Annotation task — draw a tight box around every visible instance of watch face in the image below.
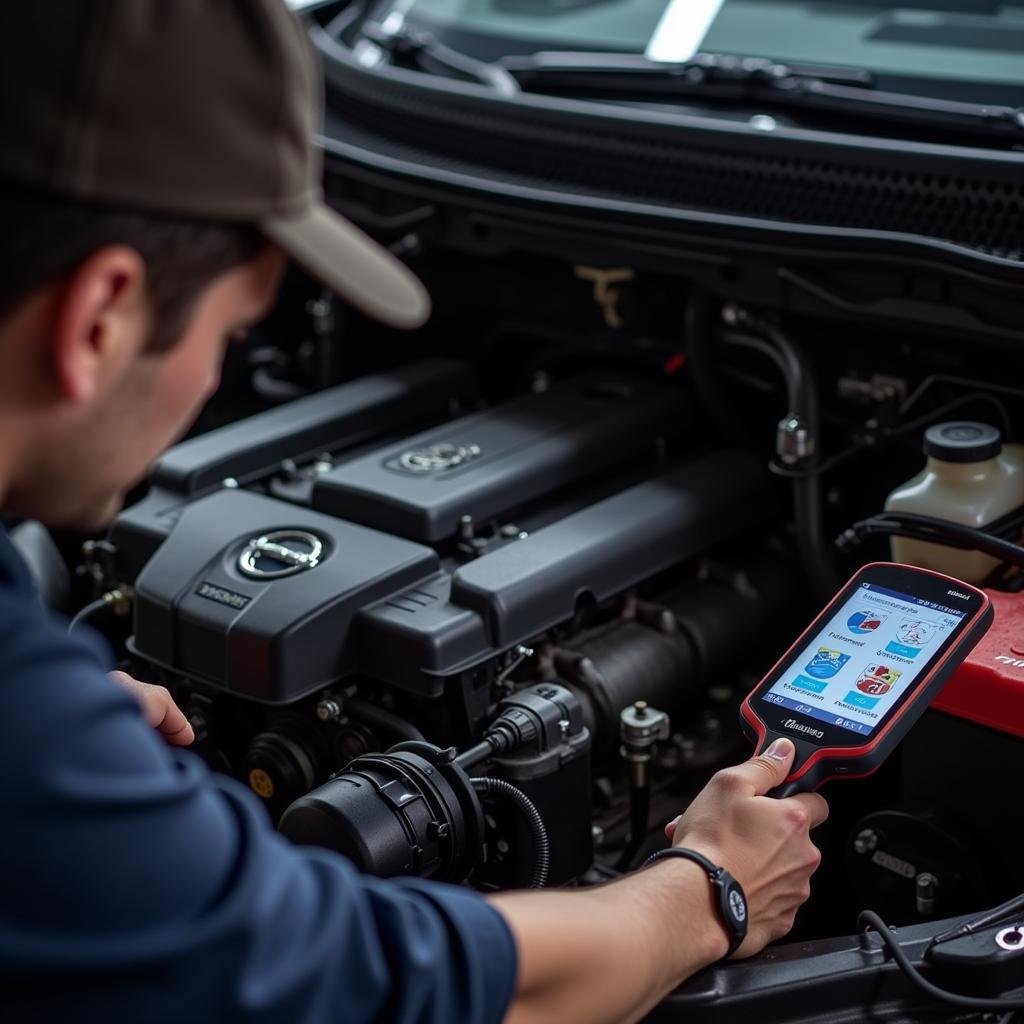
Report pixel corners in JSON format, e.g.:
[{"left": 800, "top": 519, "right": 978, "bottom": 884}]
[
  {"left": 727, "top": 884, "right": 747, "bottom": 925},
  {"left": 725, "top": 880, "right": 747, "bottom": 926}
]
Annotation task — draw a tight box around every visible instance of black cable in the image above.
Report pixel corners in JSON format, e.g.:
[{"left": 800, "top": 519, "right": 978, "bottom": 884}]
[
  {"left": 899, "top": 372, "right": 1017, "bottom": 434},
  {"left": 470, "top": 778, "right": 550, "bottom": 889},
  {"left": 859, "top": 910, "right": 1024, "bottom": 1011},
  {"left": 891, "top": 391, "right": 1013, "bottom": 441},
  {"left": 930, "top": 892, "right": 1024, "bottom": 949},
  {"left": 768, "top": 441, "right": 873, "bottom": 479},
  {"left": 838, "top": 511, "right": 1024, "bottom": 569},
  {"left": 67, "top": 597, "right": 110, "bottom": 633},
  {"left": 765, "top": 385, "right": 1016, "bottom": 485}
]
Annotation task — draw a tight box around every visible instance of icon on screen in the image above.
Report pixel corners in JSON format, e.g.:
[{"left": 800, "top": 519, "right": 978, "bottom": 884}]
[
  {"left": 805, "top": 647, "right": 851, "bottom": 679},
  {"left": 896, "top": 619, "right": 936, "bottom": 647},
  {"left": 847, "top": 609, "right": 888, "bottom": 635},
  {"left": 855, "top": 663, "right": 902, "bottom": 696}
]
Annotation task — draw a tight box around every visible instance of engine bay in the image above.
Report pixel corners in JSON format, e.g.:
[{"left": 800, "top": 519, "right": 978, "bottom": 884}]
[{"left": 42, "top": 289, "right": 1023, "bottom": 1019}]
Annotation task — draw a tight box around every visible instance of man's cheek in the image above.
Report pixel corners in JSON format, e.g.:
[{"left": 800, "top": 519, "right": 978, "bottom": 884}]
[{"left": 163, "top": 359, "right": 218, "bottom": 423}]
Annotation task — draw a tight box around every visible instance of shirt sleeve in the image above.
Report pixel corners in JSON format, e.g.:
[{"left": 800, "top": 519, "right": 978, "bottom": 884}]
[{"left": 0, "top": 600, "right": 518, "bottom": 1024}]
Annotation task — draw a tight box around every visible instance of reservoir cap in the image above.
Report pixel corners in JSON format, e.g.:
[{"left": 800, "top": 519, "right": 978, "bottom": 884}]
[{"left": 924, "top": 421, "right": 1002, "bottom": 464}]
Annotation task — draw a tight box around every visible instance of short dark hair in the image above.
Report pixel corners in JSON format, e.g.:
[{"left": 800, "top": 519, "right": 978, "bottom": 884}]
[{"left": 0, "top": 182, "right": 264, "bottom": 352}]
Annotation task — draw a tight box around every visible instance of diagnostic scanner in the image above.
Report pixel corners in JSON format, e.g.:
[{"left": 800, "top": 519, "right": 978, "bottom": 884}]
[{"left": 740, "top": 562, "right": 993, "bottom": 798}]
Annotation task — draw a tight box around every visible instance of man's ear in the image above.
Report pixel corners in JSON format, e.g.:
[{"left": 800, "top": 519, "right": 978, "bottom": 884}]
[{"left": 50, "top": 245, "right": 149, "bottom": 403}]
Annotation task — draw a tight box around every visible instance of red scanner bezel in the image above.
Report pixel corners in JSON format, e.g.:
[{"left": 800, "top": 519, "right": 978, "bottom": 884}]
[{"left": 740, "top": 562, "right": 993, "bottom": 792}]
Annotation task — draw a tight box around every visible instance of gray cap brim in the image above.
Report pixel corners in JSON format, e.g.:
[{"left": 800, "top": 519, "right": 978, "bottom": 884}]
[{"left": 262, "top": 201, "right": 431, "bottom": 329}]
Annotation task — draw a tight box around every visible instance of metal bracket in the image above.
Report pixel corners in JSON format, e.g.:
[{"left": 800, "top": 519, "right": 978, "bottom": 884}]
[{"left": 575, "top": 266, "right": 635, "bottom": 329}]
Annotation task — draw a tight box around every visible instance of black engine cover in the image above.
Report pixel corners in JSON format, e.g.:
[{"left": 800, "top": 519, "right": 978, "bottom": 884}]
[
  {"left": 311, "top": 371, "right": 681, "bottom": 542},
  {"left": 131, "top": 450, "right": 771, "bottom": 703},
  {"left": 132, "top": 489, "right": 438, "bottom": 702}
]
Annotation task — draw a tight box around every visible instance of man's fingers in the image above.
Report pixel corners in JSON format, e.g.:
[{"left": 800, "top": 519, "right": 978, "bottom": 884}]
[
  {"left": 156, "top": 698, "right": 196, "bottom": 746},
  {"left": 787, "top": 792, "right": 829, "bottom": 830},
  {"left": 719, "top": 738, "right": 796, "bottom": 797},
  {"left": 108, "top": 671, "right": 195, "bottom": 746}
]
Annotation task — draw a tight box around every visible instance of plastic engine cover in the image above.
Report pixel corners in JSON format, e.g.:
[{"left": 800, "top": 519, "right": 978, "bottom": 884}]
[
  {"left": 131, "top": 489, "right": 438, "bottom": 702},
  {"left": 934, "top": 588, "right": 1024, "bottom": 738},
  {"left": 311, "top": 370, "right": 681, "bottom": 542}
]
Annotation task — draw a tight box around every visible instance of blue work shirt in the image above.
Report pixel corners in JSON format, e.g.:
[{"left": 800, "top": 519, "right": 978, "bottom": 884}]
[{"left": 0, "top": 528, "right": 517, "bottom": 1022}]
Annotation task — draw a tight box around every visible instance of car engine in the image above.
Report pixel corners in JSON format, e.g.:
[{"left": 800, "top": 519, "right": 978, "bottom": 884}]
[{"left": 100, "top": 361, "right": 794, "bottom": 890}]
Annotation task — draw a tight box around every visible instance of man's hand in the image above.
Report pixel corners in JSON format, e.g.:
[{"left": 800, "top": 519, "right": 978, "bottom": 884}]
[
  {"left": 664, "top": 737, "right": 827, "bottom": 956},
  {"left": 494, "top": 739, "right": 828, "bottom": 1024},
  {"left": 109, "top": 670, "right": 195, "bottom": 747}
]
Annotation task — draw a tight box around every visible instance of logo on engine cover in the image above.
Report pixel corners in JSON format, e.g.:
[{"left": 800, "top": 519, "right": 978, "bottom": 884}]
[
  {"left": 396, "top": 442, "right": 481, "bottom": 473},
  {"left": 196, "top": 581, "right": 251, "bottom": 609},
  {"left": 238, "top": 530, "right": 323, "bottom": 580}
]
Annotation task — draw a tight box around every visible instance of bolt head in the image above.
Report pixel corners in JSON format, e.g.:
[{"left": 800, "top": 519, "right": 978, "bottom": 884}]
[
  {"left": 316, "top": 698, "right": 341, "bottom": 723},
  {"left": 853, "top": 828, "right": 878, "bottom": 855}
]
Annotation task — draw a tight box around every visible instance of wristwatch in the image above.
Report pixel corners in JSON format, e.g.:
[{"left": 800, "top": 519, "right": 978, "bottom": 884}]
[{"left": 642, "top": 847, "right": 748, "bottom": 958}]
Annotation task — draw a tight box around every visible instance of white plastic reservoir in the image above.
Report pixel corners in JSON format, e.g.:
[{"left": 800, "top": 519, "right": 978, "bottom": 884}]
[{"left": 885, "top": 421, "right": 1024, "bottom": 584}]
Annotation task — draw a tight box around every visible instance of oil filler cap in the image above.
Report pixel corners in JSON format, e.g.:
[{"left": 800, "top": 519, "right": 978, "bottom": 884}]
[{"left": 924, "top": 421, "right": 1002, "bottom": 464}]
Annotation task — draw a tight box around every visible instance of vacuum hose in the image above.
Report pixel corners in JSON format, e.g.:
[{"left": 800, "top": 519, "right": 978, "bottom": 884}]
[
  {"left": 471, "top": 777, "right": 550, "bottom": 889},
  {"left": 722, "top": 308, "right": 837, "bottom": 600}
]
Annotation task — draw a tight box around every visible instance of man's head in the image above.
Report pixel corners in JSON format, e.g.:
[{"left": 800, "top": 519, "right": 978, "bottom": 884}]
[
  {"left": 0, "top": 186, "right": 284, "bottom": 529},
  {"left": 0, "top": 0, "right": 430, "bottom": 529}
]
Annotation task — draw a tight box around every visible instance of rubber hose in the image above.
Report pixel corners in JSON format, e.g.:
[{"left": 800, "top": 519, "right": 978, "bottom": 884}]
[
  {"left": 753, "top": 321, "right": 837, "bottom": 600},
  {"left": 345, "top": 697, "right": 426, "bottom": 744},
  {"left": 471, "top": 778, "right": 550, "bottom": 889},
  {"left": 723, "top": 325, "right": 836, "bottom": 599}
]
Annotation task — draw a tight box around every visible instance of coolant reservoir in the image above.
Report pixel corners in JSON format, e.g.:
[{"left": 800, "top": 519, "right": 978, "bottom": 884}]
[{"left": 885, "top": 421, "right": 1024, "bottom": 584}]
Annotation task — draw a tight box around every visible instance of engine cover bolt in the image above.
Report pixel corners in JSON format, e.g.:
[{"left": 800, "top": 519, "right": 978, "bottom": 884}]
[
  {"left": 316, "top": 698, "right": 342, "bottom": 723},
  {"left": 854, "top": 828, "right": 879, "bottom": 855},
  {"left": 915, "top": 872, "right": 938, "bottom": 915}
]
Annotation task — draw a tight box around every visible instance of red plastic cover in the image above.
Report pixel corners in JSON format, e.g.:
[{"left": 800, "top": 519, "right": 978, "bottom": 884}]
[{"left": 934, "top": 589, "right": 1024, "bottom": 738}]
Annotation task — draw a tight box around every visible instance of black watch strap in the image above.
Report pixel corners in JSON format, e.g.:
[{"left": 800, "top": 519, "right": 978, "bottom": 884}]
[{"left": 642, "top": 847, "right": 748, "bottom": 958}]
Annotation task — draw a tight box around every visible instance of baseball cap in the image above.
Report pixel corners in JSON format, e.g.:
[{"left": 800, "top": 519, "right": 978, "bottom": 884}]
[{"left": 0, "top": 0, "right": 430, "bottom": 329}]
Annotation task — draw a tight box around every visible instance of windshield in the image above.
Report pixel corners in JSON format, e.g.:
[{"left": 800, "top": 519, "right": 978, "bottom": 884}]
[{"left": 377, "top": 0, "right": 1024, "bottom": 89}]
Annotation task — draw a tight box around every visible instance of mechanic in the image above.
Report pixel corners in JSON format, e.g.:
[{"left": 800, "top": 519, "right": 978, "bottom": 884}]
[{"left": 0, "top": 3, "right": 827, "bottom": 1022}]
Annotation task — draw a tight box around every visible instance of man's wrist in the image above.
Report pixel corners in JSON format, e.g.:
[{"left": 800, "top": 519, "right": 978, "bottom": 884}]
[{"left": 647, "top": 856, "right": 732, "bottom": 966}]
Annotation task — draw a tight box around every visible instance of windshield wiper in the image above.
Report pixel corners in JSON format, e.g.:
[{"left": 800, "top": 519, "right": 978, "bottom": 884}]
[
  {"left": 499, "top": 50, "right": 1024, "bottom": 141},
  {"left": 358, "top": 18, "right": 520, "bottom": 96},
  {"left": 348, "top": 16, "right": 1024, "bottom": 143}
]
